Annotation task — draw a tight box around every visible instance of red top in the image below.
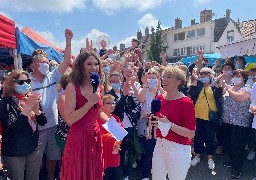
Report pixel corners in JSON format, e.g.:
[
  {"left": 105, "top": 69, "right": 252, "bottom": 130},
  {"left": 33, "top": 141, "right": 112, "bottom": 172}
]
[
  {"left": 156, "top": 94, "right": 196, "bottom": 145},
  {"left": 98, "top": 114, "right": 122, "bottom": 168}
]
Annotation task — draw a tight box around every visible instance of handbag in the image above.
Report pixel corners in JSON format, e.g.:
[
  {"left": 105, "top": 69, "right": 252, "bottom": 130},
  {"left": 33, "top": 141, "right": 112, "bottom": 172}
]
[{"left": 203, "top": 88, "right": 221, "bottom": 125}]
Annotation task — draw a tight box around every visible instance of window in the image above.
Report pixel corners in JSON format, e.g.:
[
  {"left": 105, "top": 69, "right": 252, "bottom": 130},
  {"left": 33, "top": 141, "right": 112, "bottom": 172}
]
[
  {"left": 197, "top": 28, "right": 205, "bottom": 36},
  {"left": 181, "top": 48, "right": 186, "bottom": 56},
  {"left": 173, "top": 49, "right": 178, "bottom": 56},
  {"left": 198, "top": 45, "right": 205, "bottom": 51},
  {"left": 178, "top": 32, "right": 185, "bottom": 40},
  {"left": 174, "top": 34, "right": 178, "bottom": 41},
  {"left": 227, "top": 30, "right": 234, "bottom": 43},
  {"left": 187, "top": 47, "right": 192, "bottom": 56},
  {"left": 187, "top": 30, "right": 195, "bottom": 38},
  {"left": 192, "top": 47, "right": 197, "bottom": 55}
]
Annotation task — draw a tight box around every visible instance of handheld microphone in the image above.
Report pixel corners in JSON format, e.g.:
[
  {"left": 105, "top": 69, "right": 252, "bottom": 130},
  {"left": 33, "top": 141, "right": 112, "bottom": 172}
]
[
  {"left": 151, "top": 99, "right": 161, "bottom": 116},
  {"left": 90, "top": 72, "right": 100, "bottom": 109},
  {"left": 147, "top": 99, "right": 161, "bottom": 139}
]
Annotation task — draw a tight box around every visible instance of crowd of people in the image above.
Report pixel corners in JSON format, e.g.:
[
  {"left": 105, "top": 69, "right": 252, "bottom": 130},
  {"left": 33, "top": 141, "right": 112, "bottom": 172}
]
[{"left": 0, "top": 28, "right": 256, "bottom": 180}]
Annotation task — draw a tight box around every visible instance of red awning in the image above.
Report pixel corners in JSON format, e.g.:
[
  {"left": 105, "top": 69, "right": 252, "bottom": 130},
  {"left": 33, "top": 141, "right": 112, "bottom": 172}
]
[
  {"left": 0, "top": 14, "right": 16, "bottom": 49},
  {"left": 22, "top": 26, "right": 64, "bottom": 53}
]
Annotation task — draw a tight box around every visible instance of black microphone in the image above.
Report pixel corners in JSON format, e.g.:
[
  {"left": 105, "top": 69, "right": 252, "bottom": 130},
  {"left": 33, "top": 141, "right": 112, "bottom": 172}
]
[
  {"left": 147, "top": 99, "right": 161, "bottom": 139},
  {"left": 90, "top": 72, "right": 100, "bottom": 109},
  {"left": 151, "top": 99, "right": 161, "bottom": 116}
]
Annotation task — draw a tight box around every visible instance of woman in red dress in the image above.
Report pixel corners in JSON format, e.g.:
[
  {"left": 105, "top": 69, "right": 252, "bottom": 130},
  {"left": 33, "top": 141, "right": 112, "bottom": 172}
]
[{"left": 60, "top": 51, "right": 108, "bottom": 180}]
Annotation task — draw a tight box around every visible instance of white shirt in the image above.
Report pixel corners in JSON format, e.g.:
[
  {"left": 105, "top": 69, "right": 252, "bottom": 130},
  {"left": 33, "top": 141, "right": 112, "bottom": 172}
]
[{"left": 30, "top": 69, "right": 61, "bottom": 130}]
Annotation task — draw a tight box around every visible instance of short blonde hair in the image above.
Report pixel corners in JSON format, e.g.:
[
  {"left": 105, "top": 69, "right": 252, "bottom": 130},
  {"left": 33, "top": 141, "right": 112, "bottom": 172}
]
[
  {"left": 103, "top": 94, "right": 115, "bottom": 104},
  {"left": 146, "top": 68, "right": 159, "bottom": 76},
  {"left": 163, "top": 66, "right": 186, "bottom": 89}
]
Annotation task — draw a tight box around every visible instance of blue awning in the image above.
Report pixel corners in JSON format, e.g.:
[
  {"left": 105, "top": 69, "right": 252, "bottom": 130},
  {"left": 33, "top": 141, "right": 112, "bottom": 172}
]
[
  {"left": 16, "top": 27, "right": 64, "bottom": 63},
  {"left": 181, "top": 53, "right": 221, "bottom": 65}
]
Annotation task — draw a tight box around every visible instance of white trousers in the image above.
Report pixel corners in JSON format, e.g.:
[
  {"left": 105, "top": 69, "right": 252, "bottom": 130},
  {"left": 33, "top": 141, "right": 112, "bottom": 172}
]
[{"left": 152, "top": 138, "right": 191, "bottom": 180}]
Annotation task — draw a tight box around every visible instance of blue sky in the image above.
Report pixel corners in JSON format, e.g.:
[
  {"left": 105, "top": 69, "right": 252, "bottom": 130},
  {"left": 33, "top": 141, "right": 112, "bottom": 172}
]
[{"left": 0, "top": 0, "right": 255, "bottom": 55}]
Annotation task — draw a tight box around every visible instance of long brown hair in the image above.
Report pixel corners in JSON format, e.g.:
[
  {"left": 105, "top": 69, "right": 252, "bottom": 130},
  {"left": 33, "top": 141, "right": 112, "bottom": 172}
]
[
  {"left": 3, "top": 70, "right": 30, "bottom": 97},
  {"left": 70, "top": 51, "right": 103, "bottom": 86}
]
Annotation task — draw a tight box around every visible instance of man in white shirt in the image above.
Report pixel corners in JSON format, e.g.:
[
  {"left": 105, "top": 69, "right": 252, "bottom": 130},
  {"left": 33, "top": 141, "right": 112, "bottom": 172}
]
[{"left": 29, "top": 29, "right": 73, "bottom": 180}]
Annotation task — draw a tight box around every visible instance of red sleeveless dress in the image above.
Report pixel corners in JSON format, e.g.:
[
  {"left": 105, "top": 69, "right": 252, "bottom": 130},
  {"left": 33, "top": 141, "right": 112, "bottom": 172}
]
[{"left": 60, "top": 86, "right": 104, "bottom": 180}]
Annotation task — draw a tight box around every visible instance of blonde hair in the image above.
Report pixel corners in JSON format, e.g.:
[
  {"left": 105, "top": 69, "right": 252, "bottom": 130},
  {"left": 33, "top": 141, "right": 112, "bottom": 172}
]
[
  {"left": 146, "top": 68, "right": 159, "bottom": 77},
  {"left": 103, "top": 94, "right": 115, "bottom": 104},
  {"left": 163, "top": 66, "right": 186, "bottom": 89}
]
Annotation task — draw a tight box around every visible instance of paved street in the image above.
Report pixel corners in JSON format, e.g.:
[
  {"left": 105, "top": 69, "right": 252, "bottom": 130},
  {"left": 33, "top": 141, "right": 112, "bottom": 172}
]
[{"left": 128, "top": 152, "right": 256, "bottom": 180}]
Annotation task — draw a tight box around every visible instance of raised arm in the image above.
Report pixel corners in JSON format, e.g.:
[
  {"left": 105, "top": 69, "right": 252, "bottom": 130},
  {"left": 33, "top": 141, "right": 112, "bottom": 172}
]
[{"left": 58, "top": 29, "right": 73, "bottom": 75}]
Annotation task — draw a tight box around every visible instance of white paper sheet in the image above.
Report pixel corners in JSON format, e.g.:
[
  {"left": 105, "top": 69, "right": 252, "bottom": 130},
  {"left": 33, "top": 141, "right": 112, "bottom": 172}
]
[{"left": 102, "top": 117, "right": 128, "bottom": 141}]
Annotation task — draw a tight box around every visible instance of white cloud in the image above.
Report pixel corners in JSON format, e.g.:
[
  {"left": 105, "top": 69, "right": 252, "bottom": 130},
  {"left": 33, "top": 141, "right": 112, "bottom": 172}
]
[
  {"left": 0, "top": 0, "right": 86, "bottom": 13},
  {"left": 115, "top": 35, "right": 137, "bottom": 49},
  {"left": 38, "top": 29, "right": 109, "bottom": 56},
  {"left": 138, "top": 13, "right": 169, "bottom": 31},
  {"left": 92, "top": 0, "right": 174, "bottom": 14},
  {"left": 193, "top": 0, "right": 213, "bottom": 6}
]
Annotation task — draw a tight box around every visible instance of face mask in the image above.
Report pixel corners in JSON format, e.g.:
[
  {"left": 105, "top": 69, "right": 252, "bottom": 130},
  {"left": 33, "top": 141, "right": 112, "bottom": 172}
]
[
  {"left": 223, "top": 70, "right": 233, "bottom": 76},
  {"left": 38, "top": 63, "right": 49, "bottom": 75},
  {"left": 148, "top": 79, "right": 157, "bottom": 89},
  {"left": 103, "top": 66, "right": 111, "bottom": 73},
  {"left": 235, "top": 63, "right": 243, "bottom": 69},
  {"left": 231, "top": 77, "right": 242, "bottom": 85},
  {"left": 158, "top": 121, "right": 172, "bottom": 137},
  {"left": 110, "top": 83, "right": 121, "bottom": 90},
  {"left": 198, "top": 77, "right": 210, "bottom": 84},
  {"left": 248, "top": 75, "right": 253, "bottom": 80},
  {"left": 50, "top": 65, "right": 58, "bottom": 72},
  {"left": 15, "top": 83, "right": 31, "bottom": 95}
]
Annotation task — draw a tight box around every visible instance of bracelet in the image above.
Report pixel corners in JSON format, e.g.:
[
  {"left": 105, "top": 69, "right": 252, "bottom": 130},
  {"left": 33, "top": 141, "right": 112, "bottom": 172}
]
[{"left": 66, "top": 44, "right": 71, "bottom": 46}]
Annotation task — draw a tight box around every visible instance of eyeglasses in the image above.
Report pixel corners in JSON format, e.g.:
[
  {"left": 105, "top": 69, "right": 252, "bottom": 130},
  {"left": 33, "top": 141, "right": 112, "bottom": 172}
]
[
  {"left": 199, "top": 72, "right": 210, "bottom": 75},
  {"left": 14, "top": 79, "right": 31, "bottom": 85},
  {"left": 105, "top": 102, "right": 116, "bottom": 105}
]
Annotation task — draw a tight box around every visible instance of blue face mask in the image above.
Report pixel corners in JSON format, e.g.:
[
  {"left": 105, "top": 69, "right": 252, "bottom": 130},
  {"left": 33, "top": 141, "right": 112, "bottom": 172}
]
[
  {"left": 235, "top": 63, "right": 244, "bottom": 69},
  {"left": 50, "top": 65, "right": 58, "bottom": 72},
  {"left": 103, "top": 66, "right": 111, "bottom": 73},
  {"left": 198, "top": 77, "right": 210, "bottom": 84},
  {"left": 110, "top": 83, "right": 121, "bottom": 90},
  {"left": 15, "top": 83, "right": 31, "bottom": 95},
  {"left": 148, "top": 79, "right": 157, "bottom": 89}
]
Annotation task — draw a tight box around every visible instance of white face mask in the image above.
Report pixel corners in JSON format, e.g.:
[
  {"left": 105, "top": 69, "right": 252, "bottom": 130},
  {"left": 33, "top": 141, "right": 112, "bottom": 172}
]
[
  {"left": 231, "top": 77, "right": 242, "bottom": 85},
  {"left": 38, "top": 63, "right": 49, "bottom": 75}
]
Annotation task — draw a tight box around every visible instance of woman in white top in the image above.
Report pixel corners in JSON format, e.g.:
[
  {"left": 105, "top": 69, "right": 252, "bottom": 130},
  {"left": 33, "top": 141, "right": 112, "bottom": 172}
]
[{"left": 137, "top": 68, "right": 163, "bottom": 180}]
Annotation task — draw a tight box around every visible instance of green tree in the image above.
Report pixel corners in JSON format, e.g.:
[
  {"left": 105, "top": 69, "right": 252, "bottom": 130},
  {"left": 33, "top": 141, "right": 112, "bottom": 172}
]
[{"left": 147, "top": 21, "right": 166, "bottom": 64}]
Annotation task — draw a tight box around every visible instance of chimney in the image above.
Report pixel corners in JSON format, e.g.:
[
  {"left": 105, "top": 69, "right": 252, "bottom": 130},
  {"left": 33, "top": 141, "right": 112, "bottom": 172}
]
[
  {"left": 113, "top": 45, "right": 117, "bottom": 52},
  {"left": 145, "top": 27, "right": 149, "bottom": 38},
  {"left": 120, "top": 43, "right": 125, "bottom": 51},
  {"left": 191, "top": 19, "right": 196, "bottom": 26},
  {"left": 226, "top": 9, "right": 231, "bottom": 21},
  {"left": 200, "top": 9, "right": 213, "bottom": 23},
  {"left": 137, "top": 30, "right": 142, "bottom": 41},
  {"left": 175, "top": 17, "right": 182, "bottom": 29}
]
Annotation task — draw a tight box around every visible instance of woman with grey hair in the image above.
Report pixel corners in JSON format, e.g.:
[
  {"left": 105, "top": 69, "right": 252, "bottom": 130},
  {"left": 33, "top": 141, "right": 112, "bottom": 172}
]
[{"left": 189, "top": 67, "right": 223, "bottom": 170}]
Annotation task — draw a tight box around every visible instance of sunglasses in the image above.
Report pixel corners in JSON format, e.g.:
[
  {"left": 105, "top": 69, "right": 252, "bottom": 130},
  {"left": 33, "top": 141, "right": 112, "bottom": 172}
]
[
  {"left": 199, "top": 72, "right": 210, "bottom": 75},
  {"left": 14, "top": 79, "right": 31, "bottom": 85}
]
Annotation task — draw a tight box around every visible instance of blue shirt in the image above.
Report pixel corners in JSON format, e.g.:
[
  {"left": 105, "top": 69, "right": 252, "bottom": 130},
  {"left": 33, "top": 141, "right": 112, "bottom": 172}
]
[{"left": 30, "top": 69, "right": 61, "bottom": 130}]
